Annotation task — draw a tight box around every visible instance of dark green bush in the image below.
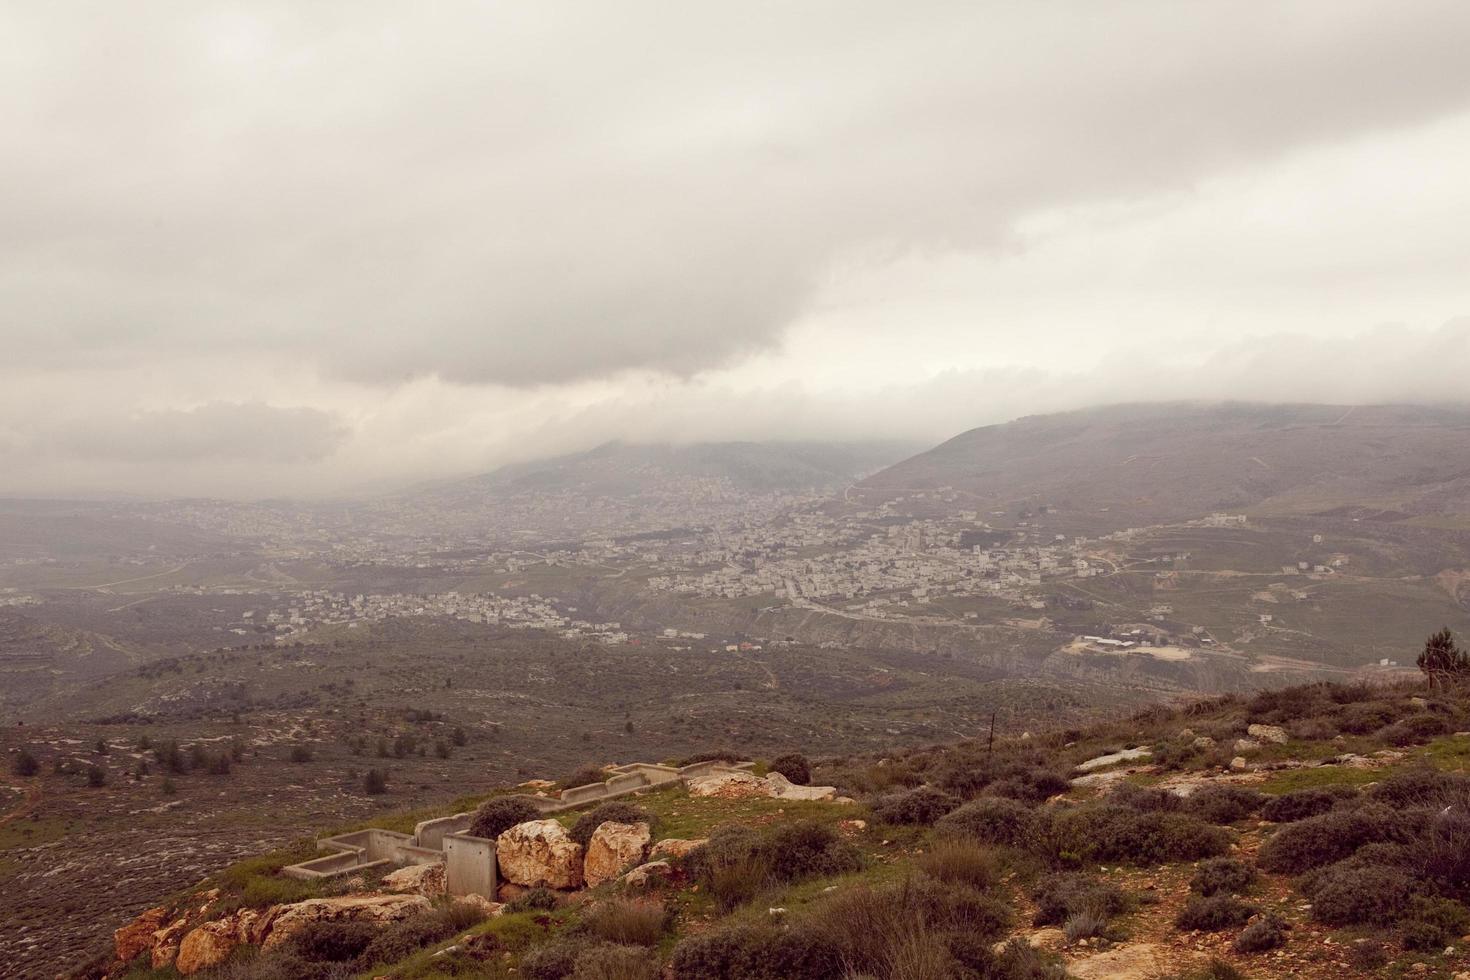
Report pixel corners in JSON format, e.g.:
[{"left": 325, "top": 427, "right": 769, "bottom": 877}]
[
  {"left": 568, "top": 943, "right": 659, "bottom": 980},
  {"left": 1175, "top": 894, "right": 1257, "bottom": 931},
  {"left": 760, "top": 820, "right": 863, "bottom": 881},
  {"left": 676, "top": 749, "right": 742, "bottom": 766},
  {"left": 1336, "top": 701, "right": 1403, "bottom": 735},
  {"left": 358, "top": 901, "right": 486, "bottom": 966},
  {"left": 568, "top": 800, "right": 656, "bottom": 848},
  {"left": 916, "top": 838, "right": 1000, "bottom": 890},
  {"left": 685, "top": 822, "right": 861, "bottom": 911},
  {"left": 768, "top": 753, "right": 811, "bottom": 785},
  {"left": 581, "top": 898, "right": 668, "bottom": 946},
  {"left": 1301, "top": 861, "right": 1415, "bottom": 925},
  {"left": 1408, "top": 809, "right": 1470, "bottom": 899},
  {"left": 470, "top": 796, "right": 543, "bottom": 839},
  {"left": 1189, "top": 858, "right": 1257, "bottom": 897},
  {"left": 1233, "top": 913, "right": 1288, "bottom": 953},
  {"left": 869, "top": 786, "right": 960, "bottom": 826},
  {"left": 1110, "top": 782, "right": 1183, "bottom": 813},
  {"left": 1030, "top": 872, "right": 1126, "bottom": 927},
  {"left": 13, "top": 750, "right": 38, "bottom": 777},
  {"left": 521, "top": 937, "right": 593, "bottom": 980},
  {"left": 1257, "top": 803, "right": 1405, "bottom": 874},
  {"left": 1187, "top": 785, "right": 1264, "bottom": 824},
  {"left": 936, "top": 796, "right": 1037, "bottom": 847},
  {"left": 1260, "top": 786, "right": 1355, "bottom": 823},
  {"left": 985, "top": 768, "right": 1070, "bottom": 804}
]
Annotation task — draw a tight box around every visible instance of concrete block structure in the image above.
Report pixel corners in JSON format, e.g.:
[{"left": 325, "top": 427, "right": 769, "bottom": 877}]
[{"left": 278, "top": 759, "right": 754, "bottom": 899}]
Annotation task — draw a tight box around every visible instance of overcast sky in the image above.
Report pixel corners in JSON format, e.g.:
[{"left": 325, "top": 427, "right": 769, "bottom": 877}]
[{"left": 4, "top": 1, "right": 1470, "bottom": 498}]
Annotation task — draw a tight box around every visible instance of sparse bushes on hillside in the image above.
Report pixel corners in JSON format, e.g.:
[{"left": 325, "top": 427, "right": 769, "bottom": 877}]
[
  {"left": 470, "top": 796, "right": 543, "bottom": 839},
  {"left": 1368, "top": 767, "right": 1470, "bottom": 809},
  {"left": 936, "top": 796, "right": 1037, "bottom": 847},
  {"left": 1190, "top": 858, "right": 1257, "bottom": 897},
  {"left": 1110, "top": 782, "right": 1182, "bottom": 813},
  {"left": 1175, "top": 894, "right": 1257, "bottom": 931},
  {"left": 362, "top": 768, "right": 388, "bottom": 795},
  {"left": 768, "top": 752, "right": 811, "bottom": 786},
  {"left": 985, "top": 767, "right": 1070, "bottom": 804},
  {"left": 358, "top": 900, "right": 487, "bottom": 967},
  {"left": 568, "top": 801, "right": 657, "bottom": 848},
  {"left": 13, "top": 749, "right": 38, "bottom": 777},
  {"left": 1336, "top": 701, "right": 1403, "bottom": 735},
  {"left": 676, "top": 749, "right": 742, "bottom": 767},
  {"left": 869, "top": 785, "right": 959, "bottom": 826},
  {"left": 1260, "top": 786, "right": 1356, "bottom": 823}
]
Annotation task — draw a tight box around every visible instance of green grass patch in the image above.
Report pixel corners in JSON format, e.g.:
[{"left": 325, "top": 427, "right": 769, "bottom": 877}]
[
  {"left": 1419, "top": 734, "right": 1470, "bottom": 772},
  {"left": 1257, "top": 765, "right": 1385, "bottom": 794}
]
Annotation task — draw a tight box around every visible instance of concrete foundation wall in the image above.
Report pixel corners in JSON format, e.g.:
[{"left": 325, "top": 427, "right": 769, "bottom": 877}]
[
  {"left": 415, "top": 812, "right": 473, "bottom": 850},
  {"left": 444, "top": 833, "right": 497, "bottom": 899}
]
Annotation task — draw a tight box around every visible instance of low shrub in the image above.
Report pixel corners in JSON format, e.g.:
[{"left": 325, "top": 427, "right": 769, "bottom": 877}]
[
  {"left": 676, "top": 749, "right": 742, "bottom": 766},
  {"left": 1336, "top": 701, "right": 1404, "bottom": 735},
  {"left": 1368, "top": 767, "right": 1470, "bottom": 809},
  {"left": 1040, "top": 804, "right": 1230, "bottom": 865},
  {"left": 285, "top": 921, "right": 378, "bottom": 963},
  {"left": 686, "top": 822, "right": 861, "bottom": 911},
  {"left": 768, "top": 752, "right": 811, "bottom": 785},
  {"left": 569, "top": 943, "right": 660, "bottom": 980},
  {"left": 869, "top": 785, "right": 959, "bottom": 826},
  {"left": 1397, "top": 896, "right": 1470, "bottom": 951},
  {"left": 1260, "top": 786, "right": 1356, "bottom": 823},
  {"left": 985, "top": 767, "right": 1070, "bottom": 804},
  {"left": 522, "top": 937, "right": 593, "bottom": 980},
  {"left": 560, "top": 764, "right": 608, "bottom": 789},
  {"left": 1189, "top": 857, "right": 1257, "bottom": 897},
  {"left": 936, "top": 796, "right": 1037, "bottom": 847},
  {"left": 988, "top": 938, "right": 1070, "bottom": 980},
  {"left": 760, "top": 820, "right": 863, "bottom": 881},
  {"left": 668, "top": 923, "right": 841, "bottom": 979},
  {"left": 358, "top": 900, "right": 487, "bottom": 966},
  {"left": 1233, "top": 912, "right": 1288, "bottom": 953},
  {"left": 1175, "top": 894, "right": 1257, "bottom": 931},
  {"left": 581, "top": 898, "right": 668, "bottom": 946},
  {"left": 1187, "top": 785, "right": 1263, "bottom": 824},
  {"left": 1300, "top": 860, "right": 1415, "bottom": 925},
  {"left": 1408, "top": 809, "right": 1470, "bottom": 899},
  {"left": 1109, "top": 782, "right": 1183, "bottom": 813},
  {"left": 504, "top": 886, "right": 561, "bottom": 913},
  {"left": 470, "top": 796, "right": 544, "bottom": 839},
  {"left": 568, "top": 801, "right": 657, "bottom": 848},
  {"left": 1377, "top": 714, "right": 1452, "bottom": 746},
  {"left": 916, "top": 837, "right": 1000, "bottom": 890},
  {"left": 1030, "top": 872, "right": 1125, "bottom": 927},
  {"left": 1257, "top": 803, "right": 1405, "bottom": 874}
]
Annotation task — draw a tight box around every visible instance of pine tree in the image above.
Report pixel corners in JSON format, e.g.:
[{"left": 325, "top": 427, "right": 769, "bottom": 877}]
[{"left": 1418, "top": 627, "right": 1468, "bottom": 688}]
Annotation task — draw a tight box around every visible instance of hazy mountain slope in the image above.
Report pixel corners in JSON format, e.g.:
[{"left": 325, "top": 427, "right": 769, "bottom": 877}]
[
  {"left": 418, "top": 439, "right": 922, "bottom": 500},
  {"left": 860, "top": 402, "right": 1470, "bottom": 527}
]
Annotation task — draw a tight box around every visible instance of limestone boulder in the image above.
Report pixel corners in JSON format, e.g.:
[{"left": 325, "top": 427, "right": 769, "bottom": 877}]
[
  {"left": 496, "top": 819, "right": 585, "bottom": 889},
  {"left": 261, "top": 894, "right": 432, "bottom": 949},
  {"left": 649, "top": 837, "right": 706, "bottom": 861},
  {"left": 584, "top": 821, "right": 653, "bottom": 887},
  {"left": 150, "top": 917, "right": 190, "bottom": 969},
  {"left": 383, "top": 861, "right": 446, "bottom": 897},
  {"left": 114, "top": 906, "right": 168, "bottom": 965},
  {"left": 765, "top": 771, "right": 839, "bottom": 801},
  {"left": 175, "top": 909, "right": 271, "bottom": 977},
  {"left": 686, "top": 770, "right": 774, "bottom": 799},
  {"left": 1247, "top": 724, "right": 1289, "bottom": 745},
  {"left": 620, "top": 860, "right": 675, "bottom": 890},
  {"left": 1068, "top": 942, "right": 1200, "bottom": 980}
]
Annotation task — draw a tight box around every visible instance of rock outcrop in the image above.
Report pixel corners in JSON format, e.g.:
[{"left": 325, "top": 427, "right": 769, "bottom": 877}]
[
  {"left": 583, "top": 821, "right": 652, "bottom": 888},
  {"left": 685, "top": 770, "right": 841, "bottom": 801},
  {"left": 649, "top": 837, "right": 706, "bottom": 860},
  {"left": 620, "top": 860, "right": 675, "bottom": 889},
  {"left": 113, "top": 906, "right": 168, "bottom": 965},
  {"left": 261, "top": 894, "right": 432, "bottom": 950},
  {"left": 1247, "top": 723, "right": 1289, "bottom": 744},
  {"left": 174, "top": 908, "right": 273, "bottom": 975},
  {"left": 496, "top": 819, "right": 585, "bottom": 889},
  {"left": 383, "top": 861, "right": 446, "bottom": 897}
]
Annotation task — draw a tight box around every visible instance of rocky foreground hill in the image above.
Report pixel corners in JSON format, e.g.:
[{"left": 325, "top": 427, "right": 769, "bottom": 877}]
[{"left": 92, "top": 672, "right": 1470, "bottom": 980}]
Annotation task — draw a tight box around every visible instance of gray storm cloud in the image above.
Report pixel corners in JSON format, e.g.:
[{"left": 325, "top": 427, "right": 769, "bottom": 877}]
[{"left": 3, "top": 2, "right": 1470, "bottom": 386}]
